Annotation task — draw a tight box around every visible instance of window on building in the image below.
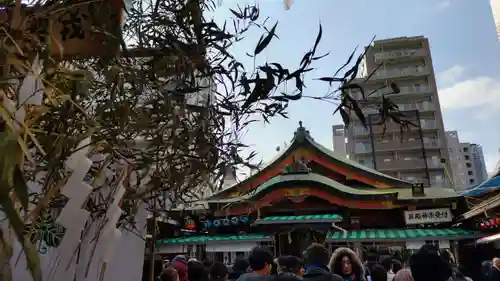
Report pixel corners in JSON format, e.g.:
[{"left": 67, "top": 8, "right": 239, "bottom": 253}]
[
  {"left": 464, "top": 155, "right": 470, "bottom": 160},
  {"left": 469, "top": 179, "right": 475, "bottom": 184},
  {"left": 457, "top": 148, "right": 462, "bottom": 152},
  {"left": 466, "top": 163, "right": 472, "bottom": 168},
  {"left": 384, "top": 158, "right": 392, "bottom": 162},
  {"left": 414, "top": 83, "right": 422, "bottom": 92},
  {"left": 463, "top": 147, "right": 469, "bottom": 153},
  {"left": 468, "top": 171, "right": 473, "bottom": 176}
]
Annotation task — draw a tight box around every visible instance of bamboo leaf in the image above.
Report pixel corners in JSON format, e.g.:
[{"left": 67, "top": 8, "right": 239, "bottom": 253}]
[
  {"left": 12, "top": 166, "right": 29, "bottom": 211},
  {"left": 254, "top": 22, "right": 278, "bottom": 55},
  {"left": 0, "top": 191, "right": 41, "bottom": 281}
]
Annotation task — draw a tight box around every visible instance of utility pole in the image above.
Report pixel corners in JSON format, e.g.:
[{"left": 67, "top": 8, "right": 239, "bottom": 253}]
[{"left": 149, "top": 209, "right": 157, "bottom": 281}]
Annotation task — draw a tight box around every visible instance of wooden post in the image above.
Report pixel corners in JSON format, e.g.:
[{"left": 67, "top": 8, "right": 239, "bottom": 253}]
[{"left": 149, "top": 211, "right": 157, "bottom": 281}]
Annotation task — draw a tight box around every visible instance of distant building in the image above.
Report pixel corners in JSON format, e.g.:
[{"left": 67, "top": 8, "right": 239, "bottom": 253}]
[
  {"left": 332, "top": 125, "right": 347, "bottom": 156},
  {"left": 342, "top": 36, "right": 451, "bottom": 188},
  {"left": 445, "top": 131, "right": 488, "bottom": 189},
  {"left": 491, "top": 0, "right": 500, "bottom": 41}
]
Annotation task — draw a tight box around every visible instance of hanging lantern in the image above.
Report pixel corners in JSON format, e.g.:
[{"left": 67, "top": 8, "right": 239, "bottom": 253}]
[
  {"left": 203, "top": 220, "right": 213, "bottom": 229},
  {"left": 213, "top": 219, "right": 221, "bottom": 227},
  {"left": 240, "top": 216, "right": 249, "bottom": 223},
  {"left": 223, "top": 218, "right": 230, "bottom": 226},
  {"left": 184, "top": 216, "right": 196, "bottom": 230},
  {"left": 231, "top": 216, "right": 239, "bottom": 225}
]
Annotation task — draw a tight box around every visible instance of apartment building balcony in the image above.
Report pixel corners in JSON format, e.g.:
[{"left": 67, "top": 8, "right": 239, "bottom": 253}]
[
  {"left": 370, "top": 120, "right": 437, "bottom": 134},
  {"left": 377, "top": 158, "right": 427, "bottom": 171},
  {"left": 374, "top": 66, "right": 429, "bottom": 80},
  {"left": 374, "top": 48, "right": 426, "bottom": 62},
  {"left": 373, "top": 138, "right": 441, "bottom": 152}
]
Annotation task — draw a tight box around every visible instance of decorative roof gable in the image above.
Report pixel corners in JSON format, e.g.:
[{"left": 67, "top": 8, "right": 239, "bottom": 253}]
[{"left": 208, "top": 122, "right": 412, "bottom": 200}]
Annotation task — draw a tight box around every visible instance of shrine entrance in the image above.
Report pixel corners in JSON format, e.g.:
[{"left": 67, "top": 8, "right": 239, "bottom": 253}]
[{"left": 276, "top": 227, "right": 328, "bottom": 256}]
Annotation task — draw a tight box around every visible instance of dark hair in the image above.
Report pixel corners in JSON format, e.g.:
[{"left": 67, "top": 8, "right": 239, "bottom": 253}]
[
  {"left": 233, "top": 258, "right": 249, "bottom": 273},
  {"left": 160, "top": 267, "right": 179, "bottom": 281},
  {"left": 303, "top": 243, "right": 329, "bottom": 266},
  {"left": 248, "top": 246, "right": 274, "bottom": 271},
  {"left": 210, "top": 262, "right": 228, "bottom": 281},
  {"left": 378, "top": 255, "right": 393, "bottom": 272},
  {"left": 371, "top": 265, "right": 388, "bottom": 281},
  {"left": 278, "top": 256, "right": 303, "bottom": 274},
  {"left": 203, "top": 258, "right": 214, "bottom": 269},
  {"left": 332, "top": 253, "right": 352, "bottom": 278},
  {"left": 439, "top": 249, "right": 455, "bottom": 265},
  {"left": 274, "top": 272, "right": 303, "bottom": 281},
  {"left": 392, "top": 260, "right": 403, "bottom": 274},
  {"left": 409, "top": 245, "right": 452, "bottom": 281},
  {"left": 189, "top": 260, "right": 208, "bottom": 281}
]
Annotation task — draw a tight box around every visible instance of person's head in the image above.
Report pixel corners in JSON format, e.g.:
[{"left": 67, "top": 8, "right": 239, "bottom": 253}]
[
  {"left": 340, "top": 255, "right": 353, "bottom": 275},
  {"left": 189, "top": 260, "right": 208, "bottom": 281},
  {"left": 378, "top": 255, "right": 393, "bottom": 273},
  {"left": 393, "top": 268, "right": 413, "bottom": 281},
  {"left": 273, "top": 272, "right": 303, "bottom": 281},
  {"left": 160, "top": 267, "right": 180, "bottom": 281},
  {"left": 493, "top": 257, "right": 500, "bottom": 269},
  {"left": 439, "top": 249, "right": 455, "bottom": 266},
  {"left": 277, "top": 256, "right": 304, "bottom": 276},
  {"left": 392, "top": 260, "right": 403, "bottom": 274},
  {"left": 233, "top": 258, "right": 249, "bottom": 273},
  {"left": 203, "top": 258, "right": 214, "bottom": 269},
  {"left": 371, "top": 264, "right": 388, "bottom": 281},
  {"left": 210, "top": 262, "right": 228, "bottom": 281},
  {"left": 172, "top": 261, "right": 189, "bottom": 281},
  {"left": 174, "top": 255, "right": 188, "bottom": 264},
  {"left": 409, "top": 245, "right": 452, "bottom": 281},
  {"left": 248, "top": 246, "right": 274, "bottom": 275},
  {"left": 329, "top": 248, "right": 363, "bottom": 277},
  {"left": 303, "top": 243, "right": 330, "bottom": 267}
]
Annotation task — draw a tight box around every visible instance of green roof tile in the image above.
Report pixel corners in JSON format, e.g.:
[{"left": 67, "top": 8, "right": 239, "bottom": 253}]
[
  {"left": 261, "top": 214, "right": 342, "bottom": 222},
  {"left": 157, "top": 234, "right": 271, "bottom": 245},
  {"left": 327, "top": 228, "right": 480, "bottom": 241}
]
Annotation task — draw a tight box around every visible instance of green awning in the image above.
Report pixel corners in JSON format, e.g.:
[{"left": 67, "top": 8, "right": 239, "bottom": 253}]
[
  {"left": 157, "top": 234, "right": 272, "bottom": 245},
  {"left": 253, "top": 214, "right": 342, "bottom": 225},
  {"left": 326, "top": 228, "right": 481, "bottom": 242}
]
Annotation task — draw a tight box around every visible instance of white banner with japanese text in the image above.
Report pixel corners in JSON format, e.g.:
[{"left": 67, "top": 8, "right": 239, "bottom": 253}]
[{"left": 404, "top": 208, "right": 452, "bottom": 225}]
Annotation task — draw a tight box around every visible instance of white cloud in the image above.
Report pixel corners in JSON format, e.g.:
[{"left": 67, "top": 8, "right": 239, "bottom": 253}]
[
  {"left": 437, "top": 64, "right": 466, "bottom": 87},
  {"left": 438, "top": 76, "right": 500, "bottom": 117}
]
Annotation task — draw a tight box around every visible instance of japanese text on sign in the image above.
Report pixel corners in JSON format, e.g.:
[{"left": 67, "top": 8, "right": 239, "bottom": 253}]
[{"left": 404, "top": 208, "right": 452, "bottom": 225}]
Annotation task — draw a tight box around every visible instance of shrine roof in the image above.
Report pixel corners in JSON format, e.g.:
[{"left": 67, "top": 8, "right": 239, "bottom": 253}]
[
  {"left": 208, "top": 122, "right": 411, "bottom": 200},
  {"left": 326, "top": 228, "right": 480, "bottom": 242},
  {"left": 206, "top": 173, "right": 460, "bottom": 204},
  {"left": 250, "top": 173, "right": 397, "bottom": 197}
]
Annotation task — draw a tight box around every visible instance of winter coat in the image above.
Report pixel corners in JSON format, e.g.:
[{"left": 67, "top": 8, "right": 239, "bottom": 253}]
[
  {"left": 303, "top": 266, "right": 343, "bottom": 281},
  {"left": 328, "top": 248, "right": 366, "bottom": 281}
]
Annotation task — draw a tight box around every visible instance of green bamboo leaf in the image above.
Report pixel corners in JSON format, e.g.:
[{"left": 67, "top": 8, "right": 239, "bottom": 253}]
[
  {"left": 13, "top": 166, "right": 29, "bottom": 211},
  {"left": 0, "top": 191, "right": 41, "bottom": 281}
]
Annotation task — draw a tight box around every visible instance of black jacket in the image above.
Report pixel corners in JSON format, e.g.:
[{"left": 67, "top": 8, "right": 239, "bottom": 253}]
[{"left": 303, "top": 266, "right": 344, "bottom": 281}]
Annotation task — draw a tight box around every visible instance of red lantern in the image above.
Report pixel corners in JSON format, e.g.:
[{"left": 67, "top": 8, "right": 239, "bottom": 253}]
[{"left": 184, "top": 217, "right": 196, "bottom": 230}]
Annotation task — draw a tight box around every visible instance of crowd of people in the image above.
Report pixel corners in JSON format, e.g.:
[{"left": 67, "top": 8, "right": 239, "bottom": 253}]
[{"left": 157, "top": 244, "right": 500, "bottom": 281}]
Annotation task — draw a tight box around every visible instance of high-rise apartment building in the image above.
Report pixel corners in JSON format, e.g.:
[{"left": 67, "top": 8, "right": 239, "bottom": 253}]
[
  {"left": 491, "top": 0, "right": 500, "bottom": 41},
  {"left": 340, "top": 36, "right": 451, "bottom": 188},
  {"left": 446, "top": 131, "right": 488, "bottom": 189},
  {"left": 332, "top": 125, "right": 347, "bottom": 155}
]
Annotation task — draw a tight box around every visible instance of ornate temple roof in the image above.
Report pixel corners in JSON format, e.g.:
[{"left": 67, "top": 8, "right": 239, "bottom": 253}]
[{"left": 209, "top": 122, "right": 413, "bottom": 200}]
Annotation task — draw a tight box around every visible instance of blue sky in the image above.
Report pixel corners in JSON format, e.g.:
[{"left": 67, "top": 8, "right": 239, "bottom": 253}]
[{"left": 209, "top": 0, "right": 500, "bottom": 175}]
